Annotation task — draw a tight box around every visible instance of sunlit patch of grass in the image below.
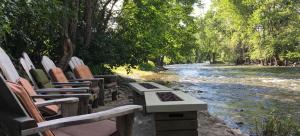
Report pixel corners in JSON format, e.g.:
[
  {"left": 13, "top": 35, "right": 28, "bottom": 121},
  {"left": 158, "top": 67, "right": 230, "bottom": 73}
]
[
  {"left": 113, "top": 66, "right": 179, "bottom": 85},
  {"left": 253, "top": 110, "right": 300, "bottom": 136},
  {"left": 113, "top": 66, "right": 157, "bottom": 79}
]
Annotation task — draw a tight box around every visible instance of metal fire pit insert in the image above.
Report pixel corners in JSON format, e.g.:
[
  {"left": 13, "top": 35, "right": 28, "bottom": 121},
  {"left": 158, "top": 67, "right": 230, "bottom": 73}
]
[
  {"left": 145, "top": 91, "right": 207, "bottom": 136},
  {"left": 139, "top": 83, "right": 159, "bottom": 89},
  {"left": 156, "top": 92, "right": 183, "bottom": 102}
]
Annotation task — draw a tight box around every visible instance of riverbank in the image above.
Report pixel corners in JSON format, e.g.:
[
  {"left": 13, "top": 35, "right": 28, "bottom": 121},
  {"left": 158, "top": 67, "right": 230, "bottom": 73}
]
[
  {"left": 112, "top": 66, "right": 247, "bottom": 136},
  {"left": 112, "top": 64, "right": 300, "bottom": 135}
]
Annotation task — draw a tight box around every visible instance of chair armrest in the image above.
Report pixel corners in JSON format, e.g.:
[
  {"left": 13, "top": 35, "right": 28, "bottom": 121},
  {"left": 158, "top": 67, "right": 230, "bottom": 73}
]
[
  {"left": 52, "top": 82, "right": 91, "bottom": 87},
  {"left": 94, "top": 75, "right": 117, "bottom": 82},
  {"left": 69, "top": 78, "right": 104, "bottom": 82},
  {"left": 35, "top": 88, "right": 89, "bottom": 93},
  {"left": 31, "top": 94, "right": 91, "bottom": 99},
  {"left": 22, "top": 105, "right": 143, "bottom": 135},
  {"left": 35, "top": 98, "right": 79, "bottom": 107},
  {"left": 94, "top": 75, "right": 117, "bottom": 78}
]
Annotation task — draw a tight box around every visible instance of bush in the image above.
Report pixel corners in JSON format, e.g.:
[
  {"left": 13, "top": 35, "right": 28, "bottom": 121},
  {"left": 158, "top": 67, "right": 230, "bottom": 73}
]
[
  {"left": 138, "top": 61, "right": 155, "bottom": 71},
  {"left": 254, "top": 111, "right": 300, "bottom": 136}
]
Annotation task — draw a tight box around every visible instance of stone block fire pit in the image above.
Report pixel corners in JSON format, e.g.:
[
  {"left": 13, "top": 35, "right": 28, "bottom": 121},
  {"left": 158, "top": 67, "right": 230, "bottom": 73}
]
[
  {"left": 129, "top": 82, "right": 173, "bottom": 95},
  {"left": 129, "top": 82, "right": 174, "bottom": 105},
  {"left": 145, "top": 91, "right": 207, "bottom": 136}
]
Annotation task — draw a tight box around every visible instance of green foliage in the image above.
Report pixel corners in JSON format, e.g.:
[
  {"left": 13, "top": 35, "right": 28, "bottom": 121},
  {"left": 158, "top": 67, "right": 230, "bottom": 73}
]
[
  {"left": 88, "top": 64, "right": 112, "bottom": 75},
  {"left": 1, "top": 0, "right": 63, "bottom": 64},
  {"left": 254, "top": 111, "right": 300, "bottom": 136},
  {"left": 195, "top": 0, "right": 300, "bottom": 65},
  {"left": 117, "top": 0, "right": 199, "bottom": 65},
  {"left": 0, "top": 0, "right": 201, "bottom": 71},
  {"left": 138, "top": 61, "right": 155, "bottom": 71}
]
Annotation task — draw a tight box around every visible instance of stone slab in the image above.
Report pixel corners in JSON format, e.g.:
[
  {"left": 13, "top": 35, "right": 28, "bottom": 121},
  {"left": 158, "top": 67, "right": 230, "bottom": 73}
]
[
  {"left": 145, "top": 91, "right": 207, "bottom": 113},
  {"left": 129, "top": 82, "right": 173, "bottom": 95}
]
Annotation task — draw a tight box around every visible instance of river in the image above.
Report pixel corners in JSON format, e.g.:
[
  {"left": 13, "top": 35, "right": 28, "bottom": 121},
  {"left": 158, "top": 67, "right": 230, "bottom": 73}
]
[{"left": 159, "top": 64, "right": 300, "bottom": 134}]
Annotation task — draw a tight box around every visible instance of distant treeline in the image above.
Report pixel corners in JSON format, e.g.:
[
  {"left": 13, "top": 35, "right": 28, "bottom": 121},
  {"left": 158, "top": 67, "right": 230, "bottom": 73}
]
[{"left": 193, "top": 0, "right": 300, "bottom": 66}]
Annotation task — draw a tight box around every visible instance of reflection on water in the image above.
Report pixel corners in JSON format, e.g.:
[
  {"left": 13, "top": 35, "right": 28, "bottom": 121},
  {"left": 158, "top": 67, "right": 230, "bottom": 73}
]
[{"left": 162, "top": 64, "right": 300, "bottom": 134}]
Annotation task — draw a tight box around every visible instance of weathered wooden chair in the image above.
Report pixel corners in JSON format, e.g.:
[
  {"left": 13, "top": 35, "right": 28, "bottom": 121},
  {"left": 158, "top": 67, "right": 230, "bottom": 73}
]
[
  {"left": 0, "top": 48, "right": 91, "bottom": 115},
  {"left": 0, "top": 75, "right": 142, "bottom": 136},
  {"left": 20, "top": 53, "right": 100, "bottom": 111},
  {"left": 69, "top": 56, "right": 119, "bottom": 101},
  {"left": 42, "top": 56, "right": 105, "bottom": 106},
  {"left": 20, "top": 53, "right": 91, "bottom": 89}
]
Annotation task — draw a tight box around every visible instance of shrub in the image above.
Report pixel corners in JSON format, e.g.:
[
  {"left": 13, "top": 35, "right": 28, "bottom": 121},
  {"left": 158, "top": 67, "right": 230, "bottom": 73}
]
[
  {"left": 138, "top": 61, "right": 155, "bottom": 71},
  {"left": 254, "top": 111, "right": 300, "bottom": 136}
]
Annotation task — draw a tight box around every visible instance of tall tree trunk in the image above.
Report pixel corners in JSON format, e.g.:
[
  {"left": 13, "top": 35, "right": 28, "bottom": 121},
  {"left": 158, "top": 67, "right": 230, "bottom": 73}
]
[
  {"left": 284, "top": 59, "right": 288, "bottom": 66},
  {"left": 69, "top": 0, "right": 79, "bottom": 46},
  {"left": 62, "top": 0, "right": 69, "bottom": 38},
  {"left": 84, "top": 0, "right": 93, "bottom": 47},
  {"left": 211, "top": 53, "right": 216, "bottom": 64},
  {"left": 154, "top": 55, "right": 165, "bottom": 69},
  {"left": 273, "top": 57, "right": 278, "bottom": 66},
  {"left": 58, "top": 37, "right": 74, "bottom": 70}
]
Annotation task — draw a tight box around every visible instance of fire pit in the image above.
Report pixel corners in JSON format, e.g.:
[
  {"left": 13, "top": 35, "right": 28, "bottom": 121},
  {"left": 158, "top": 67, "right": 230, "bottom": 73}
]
[
  {"left": 145, "top": 91, "right": 207, "bottom": 136},
  {"left": 156, "top": 92, "right": 183, "bottom": 101},
  {"left": 129, "top": 82, "right": 173, "bottom": 95},
  {"left": 129, "top": 82, "right": 174, "bottom": 105},
  {"left": 139, "top": 83, "right": 159, "bottom": 89}
]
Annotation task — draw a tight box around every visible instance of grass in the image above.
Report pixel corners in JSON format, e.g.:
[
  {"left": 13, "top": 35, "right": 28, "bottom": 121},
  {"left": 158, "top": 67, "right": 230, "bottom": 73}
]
[
  {"left": 254, "top": 111, "right": 300, "bottom": 136},
  {"left": 112, "top": 66, "right": 157, "bottom": 80}
]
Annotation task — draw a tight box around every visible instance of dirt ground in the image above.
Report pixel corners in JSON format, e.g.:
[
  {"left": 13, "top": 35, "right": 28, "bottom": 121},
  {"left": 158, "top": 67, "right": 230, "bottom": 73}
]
[{"left": 94, "top": 79, "right": 247, "bottom": 136}]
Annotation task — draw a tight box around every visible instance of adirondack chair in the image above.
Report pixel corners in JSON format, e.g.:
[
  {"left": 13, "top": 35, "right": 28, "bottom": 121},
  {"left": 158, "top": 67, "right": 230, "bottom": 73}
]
[
  {"left": 69, "top": 56, "right": 118, "bottom": 101},
  {"left": 20, "top": 53, "right": 100, "bottom": 110},
  {"left": 0, "top": 75, "right": 142, "bottom": 136},
  {"left": 41, "top": 56, "right": 105, "bottom": 106},
  {"left": 0, "top": 47, "right": 91, "bottom": 115},
  {"left": 20, "top": 52, "right": 91, "bottom": 89}
]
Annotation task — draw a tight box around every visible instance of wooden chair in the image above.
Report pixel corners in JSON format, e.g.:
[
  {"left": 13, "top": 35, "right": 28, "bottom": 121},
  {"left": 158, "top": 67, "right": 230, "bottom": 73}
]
[
  {"left": 20, "top": 53, "right": 91, "bottom": 89},
  {"left": 42, "top": 56, "right": 105, "bottom": 106},
  {"left": 0, "top": 47, "right": 91, "bottom": 115},
  {"left": 20, "top": 54, "right": 100, "bottom": 111},
  {"left": 69, "top": 56, "right": 119, "bottom": 101},
  {"left": 0, "top": 75, "right": 142, "bottom": 136}
]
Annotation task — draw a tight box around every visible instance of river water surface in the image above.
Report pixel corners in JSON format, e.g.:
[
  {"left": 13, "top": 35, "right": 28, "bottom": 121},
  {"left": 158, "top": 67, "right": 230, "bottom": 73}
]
[{"left": 158, "top": 64, "right": 300, "bottom": 134}]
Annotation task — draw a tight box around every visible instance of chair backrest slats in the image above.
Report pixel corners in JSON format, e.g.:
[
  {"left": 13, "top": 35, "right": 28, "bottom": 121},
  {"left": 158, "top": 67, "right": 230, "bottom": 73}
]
[
  {"left": 69, "top": 56, "right": 84, "bottom": 70},
  {"left": 22, "top": 52, "right": 36, "bottom": 69},
  {"left": 19, "top": 57, "right": 38, "bottom": 88},
  {"left": 41, "top": 56, "right": 56, "bottom": 74},
  {"left": 0, "top": 47, "right": 21, "bottom": 82},
  {"left": 0, "top": 75, "right": 28, "bottom": 116}
]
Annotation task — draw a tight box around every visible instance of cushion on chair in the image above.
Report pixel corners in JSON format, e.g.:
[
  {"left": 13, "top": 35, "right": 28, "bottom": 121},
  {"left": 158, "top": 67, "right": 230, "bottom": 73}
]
[
  {"left": 53, "top": 120, "right": 117, "bottom": 136},
  {"left": 74, "top": 65, "right": 94, "bottom": 79},
  {"left": 6, "top": 81, "right": 55, "bottom": 136},
  {"left": 30, "top": 69, "right": 54, "bottom": 88},
  {"left": 18, "top": 78, "right": 59, "bottom": 116},
  {"left": 6, "top": 81, "right": 118, "bottom": 136},
  {"left": 49, "top": 68, "right": 69, "bottom": 83}
]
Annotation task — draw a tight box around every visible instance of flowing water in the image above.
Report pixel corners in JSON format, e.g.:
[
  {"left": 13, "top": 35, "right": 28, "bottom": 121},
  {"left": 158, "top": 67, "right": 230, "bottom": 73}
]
[{"left": 158, "top": 64, "right": 300, "bottom": 134}]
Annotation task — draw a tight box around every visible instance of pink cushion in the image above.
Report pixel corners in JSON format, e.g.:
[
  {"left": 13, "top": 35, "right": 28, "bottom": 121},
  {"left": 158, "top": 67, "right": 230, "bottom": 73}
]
[{"left": 53, "top": 120, "right": 117, "bottom": 136}]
